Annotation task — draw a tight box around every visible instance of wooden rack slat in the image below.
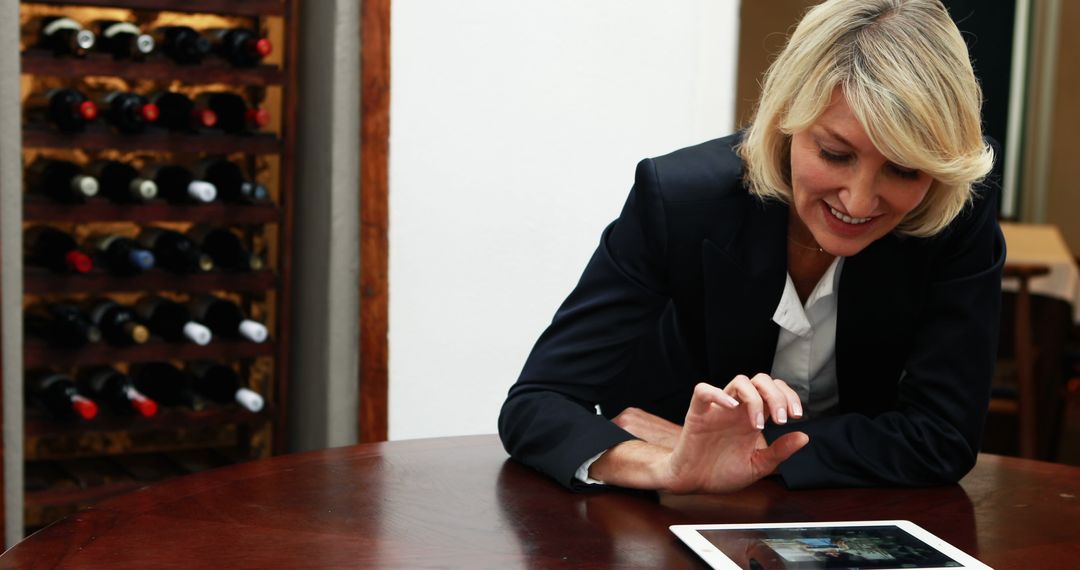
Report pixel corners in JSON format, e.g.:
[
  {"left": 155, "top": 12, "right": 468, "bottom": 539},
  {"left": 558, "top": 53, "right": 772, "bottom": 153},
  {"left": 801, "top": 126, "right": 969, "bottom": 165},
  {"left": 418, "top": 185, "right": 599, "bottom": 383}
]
[
  {"left": 25, "top": 407, "right": 271, "bottom": 440},
  {"left": 24, "top": 198, "right": 280, "bottom": 224},
  {"left": 24, "top": 268, "right": 277, "bottom": 295},
  {"left": 24, "top": 338, "right": 274, "bottom": 369},
  {"left": 23, "top": 125, "right": 282, "bottom": 155},
  {"left": 21, "top": 50, "right": 284, "bottom": 86},
  {"left": 23, "top": 0, "right": 284, "bottom": 16}
]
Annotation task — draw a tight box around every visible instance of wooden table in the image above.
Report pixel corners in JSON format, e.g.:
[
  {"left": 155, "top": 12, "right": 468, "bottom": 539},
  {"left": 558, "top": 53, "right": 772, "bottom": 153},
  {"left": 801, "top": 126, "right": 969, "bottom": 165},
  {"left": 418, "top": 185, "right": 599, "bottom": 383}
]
[{"left": 3, "top": 435, "right": 1077, "bottom": 569}]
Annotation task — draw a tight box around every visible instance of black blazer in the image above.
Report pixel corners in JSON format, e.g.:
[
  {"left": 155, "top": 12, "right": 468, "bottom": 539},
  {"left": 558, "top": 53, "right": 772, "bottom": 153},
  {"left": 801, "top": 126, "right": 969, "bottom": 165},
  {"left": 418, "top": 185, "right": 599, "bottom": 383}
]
[{"left": 498, "top": 133, "right": 1005, "bottom": 491}]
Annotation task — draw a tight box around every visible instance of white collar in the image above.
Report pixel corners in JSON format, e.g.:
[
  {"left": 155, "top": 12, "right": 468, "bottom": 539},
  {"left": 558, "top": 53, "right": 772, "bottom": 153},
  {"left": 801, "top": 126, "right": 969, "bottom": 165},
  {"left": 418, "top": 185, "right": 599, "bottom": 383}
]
[{"left": 772, "top": 257, "right": 843, "bottom": 337}]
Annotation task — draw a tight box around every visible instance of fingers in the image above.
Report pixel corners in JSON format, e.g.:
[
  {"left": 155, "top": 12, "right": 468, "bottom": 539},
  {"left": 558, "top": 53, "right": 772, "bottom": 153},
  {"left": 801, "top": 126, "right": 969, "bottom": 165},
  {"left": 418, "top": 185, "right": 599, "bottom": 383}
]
[
  {"left": 756, "top": 431, "right": 810, "bottom": 474},
  {"left": 724, "top": 375, "right": 766, "bottom": 429},
  {"left": 725, "top": 374, "right": 804, "bottom": 429},
  {"left": 775, "top": 379, "right": 803, "bottom": 420},
  {"left": 689, "top": 382, "right": 740, "bottom": 417}
]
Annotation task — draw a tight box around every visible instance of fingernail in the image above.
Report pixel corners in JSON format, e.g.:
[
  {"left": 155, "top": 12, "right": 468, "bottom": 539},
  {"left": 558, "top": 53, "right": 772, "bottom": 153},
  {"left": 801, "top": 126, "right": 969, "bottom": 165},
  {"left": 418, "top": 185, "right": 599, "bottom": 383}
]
[
  {"left": 725, "top": 395, "right": 740, "bottom": 407},
  {"left": 776, "top": 408, "right": 787, "bottom": 424},
  {"left": 755, "top": 412, "right": 765, "bottom": 430},
  {"left": 793, "top": 405, "right": 803, "bottom": 418}
]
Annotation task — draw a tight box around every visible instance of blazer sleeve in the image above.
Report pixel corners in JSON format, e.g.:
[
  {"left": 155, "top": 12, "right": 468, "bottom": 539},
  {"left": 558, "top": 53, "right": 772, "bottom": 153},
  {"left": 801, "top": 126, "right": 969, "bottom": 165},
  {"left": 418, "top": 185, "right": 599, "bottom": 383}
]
[
  {"left": 765, "top": 178, "right": 1006, "bottom": 488},
  {"left": 498, "top": 158, "right": 672, "bottom": 490}
]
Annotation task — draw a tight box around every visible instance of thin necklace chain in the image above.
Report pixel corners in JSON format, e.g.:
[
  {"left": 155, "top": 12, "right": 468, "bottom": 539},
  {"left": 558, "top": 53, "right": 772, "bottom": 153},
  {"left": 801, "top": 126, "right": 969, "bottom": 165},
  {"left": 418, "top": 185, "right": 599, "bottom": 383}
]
[{"left": 787, "top": 236, "right": 826, "bottom": 254}]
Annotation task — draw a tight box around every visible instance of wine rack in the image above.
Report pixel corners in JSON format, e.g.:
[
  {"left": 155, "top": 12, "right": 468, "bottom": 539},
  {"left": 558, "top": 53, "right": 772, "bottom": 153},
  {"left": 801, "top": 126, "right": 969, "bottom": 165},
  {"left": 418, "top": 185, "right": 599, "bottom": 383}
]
[{"left": 17, "top": 0, "right": 297, "bottom": 534}]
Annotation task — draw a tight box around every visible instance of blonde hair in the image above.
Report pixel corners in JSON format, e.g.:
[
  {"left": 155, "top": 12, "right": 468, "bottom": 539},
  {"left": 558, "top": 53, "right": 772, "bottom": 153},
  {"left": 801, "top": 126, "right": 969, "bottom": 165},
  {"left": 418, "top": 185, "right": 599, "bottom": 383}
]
[{"left": 738, "top": 0, "right": 994, "bottom": 237}]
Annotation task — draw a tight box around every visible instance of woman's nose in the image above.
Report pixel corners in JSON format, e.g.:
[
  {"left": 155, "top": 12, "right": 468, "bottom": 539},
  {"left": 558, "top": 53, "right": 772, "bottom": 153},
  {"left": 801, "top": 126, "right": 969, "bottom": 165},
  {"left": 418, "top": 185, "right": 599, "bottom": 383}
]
[{"left": 838, "top": 170, "right": 879, "bottom": 217}]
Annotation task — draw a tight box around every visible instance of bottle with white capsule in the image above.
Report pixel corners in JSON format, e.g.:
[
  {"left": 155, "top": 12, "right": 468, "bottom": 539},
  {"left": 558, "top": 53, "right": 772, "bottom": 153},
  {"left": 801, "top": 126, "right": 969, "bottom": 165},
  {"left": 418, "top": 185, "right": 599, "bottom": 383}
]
[
  {"left": 93, "top": 20, "right": 154, "bottom": 60},
  {"left": 187, "top": 361, "right": 263, "bottom": 413},
  {"left": 37, "top": 16, "right": 95, "bottom": 56},
  {"left": 145, "top": 164, "right": 216, "bottom": 204},
  {"left": 187, "top": 295, "right": 267, "bottom": 343},
  {"left": 134, "top": 295, "right": 212, "bottom": 345}
]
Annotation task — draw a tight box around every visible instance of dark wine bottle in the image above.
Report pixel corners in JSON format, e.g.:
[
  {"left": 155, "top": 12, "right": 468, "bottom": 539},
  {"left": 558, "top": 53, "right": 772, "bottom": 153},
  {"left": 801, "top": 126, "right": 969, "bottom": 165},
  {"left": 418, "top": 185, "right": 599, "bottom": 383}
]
[
  {"left": 134, "top": 295, "right": 212, "bottom": 345},
  {"left": 187, "top": 361, "right": 264, "bottom": 412},
  {"left": 24, "top": 226, "right": 94, "bottom": 274},
  {"left": 101, "top": 91, "right": 159, "bottom": 134},
  {"left": 130, "top": 362, "right": 201, "bottom": 409},
  {"left": 24, "top": 303, "right": 102, "bottom": 348},
  {"left": 207, "top": 27, "right": 272, "bottom": 67},
  {"left": 90, "top": 233, "right": 155, "bottom": 275},
  {"left": 151, "top": 92, "right": 218, "bottom": 132},
  {"left": 186, "top": 225, "right": 263, "bottom": 272},
  {"left": 89, "top": 160, "right": 158, "bottom": 203},
  {"left": 27, "top": 370, "right": 99, "bottom": 420},
  {"left": 94, "top": 20, "right": 154, "bottom": 60},
  {"left": 155, "top": 26, "right": 211, "bottom": 64},
  {"left": 26, "top": 157, "right": 99, "bottom": 202},
  {"left": 26, "top": 89, "right": 98, "bottom": 132},
  {"left": 188, "top": 295, "right": 268, "bottom": 343},
  {"left": 38, "top": 16, "right": 96, "bottom": 56},
  {"left": 85, "top": 298, "right": 149, "bottom": 347},
  {"left": 137, "top": 227, "right": 214, "bottom": 274},
  {"left": 198, "top": 92, "right": 269, "bottom": 134},
  {"left": 147, "top": 164, "right": 217, "bottom": 204},
  {"left": 77, "top": 366, "right": 158, "bottom": 417},
  {"left": 196, "top": 158, "right": 268, "bottom": 203}
]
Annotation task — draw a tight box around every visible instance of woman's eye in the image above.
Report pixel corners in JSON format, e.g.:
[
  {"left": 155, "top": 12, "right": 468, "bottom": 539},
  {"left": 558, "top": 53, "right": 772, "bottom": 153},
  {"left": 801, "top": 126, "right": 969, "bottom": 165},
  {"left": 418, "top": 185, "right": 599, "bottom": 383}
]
[
  {"left": 888, "top": 164, "right": 921, "bottom": 180},
  {"left": 818, "top": 148, "right": 851, "bottom": 163}
]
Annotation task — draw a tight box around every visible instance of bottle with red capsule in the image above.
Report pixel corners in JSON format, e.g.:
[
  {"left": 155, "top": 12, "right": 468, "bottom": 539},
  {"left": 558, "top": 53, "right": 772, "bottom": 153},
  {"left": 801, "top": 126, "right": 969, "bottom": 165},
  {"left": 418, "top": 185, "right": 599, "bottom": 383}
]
[
  {"left": 151, "top": 91, "right": 217, "bottom": 132},
  {"left": 101, "top": 91, "right": 159, "bottom": 134},
  {"left": 26, "top": 89, "right": 98, "bottom": 132},
  {"left": 207, "top": 27, "right": 272, "bottom": 67},
  {"left": 187, "top": 361, "right": 264, "bottom": 412},
  {"left": 26, "top": 158, "right": 99, "bottom": 203},
  {"left": 130, "top": 361, "right": 202, "bottom": 410},
  {"left": 78, "top": 366, "right": 158, "bottom": 418},
  {"left": 24, "top": 303, "right": 102, "bottom": 348},
  {"left": 24, "top": 226, "right": 94, "bottom": 274},
  {"left": 197, "top": 92, "right": 269, "bottom": 134},
  {"left": 36, "top": 16, "right": 96, "bottom": 57},
  {"left": 27, "top": 370, "right": 99, "bottom": 421}
]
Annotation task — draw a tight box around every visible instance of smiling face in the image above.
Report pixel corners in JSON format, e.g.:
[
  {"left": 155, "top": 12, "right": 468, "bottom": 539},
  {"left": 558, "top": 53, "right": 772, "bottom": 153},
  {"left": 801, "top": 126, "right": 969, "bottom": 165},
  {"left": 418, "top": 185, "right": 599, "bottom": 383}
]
[{"left": 789, "top": 88, "right": 934, "bottom": 257}]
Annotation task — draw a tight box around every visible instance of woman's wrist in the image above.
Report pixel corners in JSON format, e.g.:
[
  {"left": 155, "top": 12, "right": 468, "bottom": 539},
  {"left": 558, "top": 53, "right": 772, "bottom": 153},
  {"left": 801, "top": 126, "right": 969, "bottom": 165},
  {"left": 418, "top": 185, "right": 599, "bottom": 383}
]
[{"left": 588, "top": 439, "right": 674, "bottom": 491}]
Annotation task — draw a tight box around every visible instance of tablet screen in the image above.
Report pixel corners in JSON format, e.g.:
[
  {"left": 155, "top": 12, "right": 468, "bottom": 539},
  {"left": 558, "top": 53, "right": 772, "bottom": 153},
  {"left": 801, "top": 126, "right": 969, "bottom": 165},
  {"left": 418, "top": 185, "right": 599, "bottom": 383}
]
[{"left": 697, "top": 524, "right": 961, "bottom": 569}]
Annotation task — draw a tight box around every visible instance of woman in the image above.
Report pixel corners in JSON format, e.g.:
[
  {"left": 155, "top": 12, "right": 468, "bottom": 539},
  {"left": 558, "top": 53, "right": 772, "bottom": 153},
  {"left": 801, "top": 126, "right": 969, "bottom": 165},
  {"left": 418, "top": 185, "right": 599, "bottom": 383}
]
[{"left": 499, "top": 0, "right": 1004, "bottom": 493}]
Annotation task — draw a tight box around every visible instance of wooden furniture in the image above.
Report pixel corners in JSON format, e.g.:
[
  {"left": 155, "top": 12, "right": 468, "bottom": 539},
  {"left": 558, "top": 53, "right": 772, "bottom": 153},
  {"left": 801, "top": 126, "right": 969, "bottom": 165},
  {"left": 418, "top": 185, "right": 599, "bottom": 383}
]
[
  {"left": 18, "top": 0, "right": 297, "bottom": 534},
  {"left": 0, "top": 434, "right": 1076, "bottom": 568},
  {"left": 993, "top": 263, "right": 1051, "bottom": 458}
]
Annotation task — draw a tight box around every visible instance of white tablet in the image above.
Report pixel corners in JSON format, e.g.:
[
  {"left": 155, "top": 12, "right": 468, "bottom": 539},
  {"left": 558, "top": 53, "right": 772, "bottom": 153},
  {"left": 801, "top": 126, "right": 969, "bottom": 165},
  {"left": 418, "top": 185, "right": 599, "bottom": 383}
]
[{"left": 670, "top": 520, "right": 991, "bottom": 569}]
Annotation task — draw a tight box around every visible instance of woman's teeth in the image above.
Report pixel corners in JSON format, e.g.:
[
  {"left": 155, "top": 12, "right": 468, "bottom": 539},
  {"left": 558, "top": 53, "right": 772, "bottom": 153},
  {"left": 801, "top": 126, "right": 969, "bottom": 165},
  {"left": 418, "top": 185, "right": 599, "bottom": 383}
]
[{"left": 829, "top": 206, "right": 871, "bottom": 225}]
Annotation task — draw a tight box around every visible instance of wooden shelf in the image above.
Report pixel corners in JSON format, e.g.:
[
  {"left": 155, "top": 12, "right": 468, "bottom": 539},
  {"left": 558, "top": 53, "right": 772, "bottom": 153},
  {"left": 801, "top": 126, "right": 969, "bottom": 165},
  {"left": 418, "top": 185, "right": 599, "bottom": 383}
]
[
  {"left": 25, "top": 406, "right": 271, "bottom": 440},
  {"left": 24, "top": 0, "right": 284, "bottom": 16},
  {"left": 24, "top": 337, "right": 274, "bottom": 369},
  {"left": 22, "top": 49, "right": 284, "bottom": 86},
  {"left": 23, "top": 124, "right": 282, "bottom": 154},
  {"left": 24, "top": 197, "right": 280, "bottom": 224},
  {"left": 24, "top": 267, "right": 277, "bottom": 294}
]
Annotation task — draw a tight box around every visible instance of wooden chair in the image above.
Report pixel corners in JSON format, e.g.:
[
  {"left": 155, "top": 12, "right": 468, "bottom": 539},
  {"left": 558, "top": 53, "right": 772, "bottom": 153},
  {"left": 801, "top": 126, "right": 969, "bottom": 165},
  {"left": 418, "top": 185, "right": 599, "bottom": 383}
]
[{"left": 990, "top": 263, "right": 1051, "bottom": 458}]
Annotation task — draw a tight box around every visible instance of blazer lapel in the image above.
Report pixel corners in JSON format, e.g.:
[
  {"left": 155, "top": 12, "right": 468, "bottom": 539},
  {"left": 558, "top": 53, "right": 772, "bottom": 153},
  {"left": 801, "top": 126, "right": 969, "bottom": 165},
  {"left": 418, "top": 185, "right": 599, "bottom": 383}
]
[{"left": 701, "top": 196, "right": 789, "bottom": 385}]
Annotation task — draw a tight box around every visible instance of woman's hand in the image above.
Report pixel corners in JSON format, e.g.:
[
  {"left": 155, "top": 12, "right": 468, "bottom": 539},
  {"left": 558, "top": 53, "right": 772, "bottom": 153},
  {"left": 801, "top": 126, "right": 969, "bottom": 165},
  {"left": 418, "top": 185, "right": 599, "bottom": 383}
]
[
  {"left": 612, "top": 407, "right": 682, "bottom": 449},
  {"left": 591, "top": 375, "right": 808, "bottom": 494}
]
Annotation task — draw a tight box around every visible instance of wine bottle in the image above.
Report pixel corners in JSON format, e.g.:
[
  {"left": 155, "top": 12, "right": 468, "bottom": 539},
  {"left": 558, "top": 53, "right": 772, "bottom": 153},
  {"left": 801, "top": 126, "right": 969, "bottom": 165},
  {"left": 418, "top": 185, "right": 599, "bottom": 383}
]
[
  {"left": 196, "top": 158, "right": 268, "bottom": 203},
  {"left": 94, "top": 20, "right": 154, "bottom": 60},
  {"left": 137, "top": 227, "right": 214, "bottom": 274},
  {"left": 151, "top": 92, "right": 217, "bottom": 132},
  {"left": 85, "top": 298, "right": 149, "bottom": 347},
  {"left": 147, "top": 164, "right": 217, "bottom": 204},
  {"left": 187, "top": 361, "right": 264, "bottom": 412},
  {"left": 198, "top": 92, "right": 269, "bottom": 134},
  {"left": 26, "top": 157, "right": 99, "bottom": 202},
  {"left": 24, "top": 226, "right": 94, "bottom": 274},
  {"left": 188, "top": 295, "right": 268, "bottom": 343},
  {"left": 24, "top": 303, "right": 102, "bottom": 348},
  {"left": 77, "top": 366, "right": 158, "bottom": 417},
  {"left": 37, "top": 16, "right": 95, "bottom": 57},
  {"left": 27, "top": 371, "right": 99, "bottom": 420},
  {"left": 207, "top": 27, "right": 272, "bottom": 67},
  {"left": 155, "top": 26, "right": 210, "bottom": 64},
  {"left": 134, "top": 295, "right": 212, "bottom": 345},
  {"left": 89, "top": 233, "right": 155, "bottom": 275},
  {"left": 88, "top": 160, "right": 158, "bottom": 203},
  {"left": 101, "top": 91, "right": 159, "bottom": 134},
  {"left": 26, "top": 89, "right": 98, "bottom": 132},
  {"left": 186, "top": 225, "right": 263, "bottom": 271},
  {"left": 130, "top": 362, "right": 200, "bottom": 409}
]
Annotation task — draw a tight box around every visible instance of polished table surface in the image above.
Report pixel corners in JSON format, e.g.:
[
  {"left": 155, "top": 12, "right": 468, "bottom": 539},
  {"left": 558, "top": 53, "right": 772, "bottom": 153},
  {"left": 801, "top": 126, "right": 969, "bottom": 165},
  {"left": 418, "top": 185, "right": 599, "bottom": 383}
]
[{"left": 3, "top": 435, "right": 1078, "bottom": 569}]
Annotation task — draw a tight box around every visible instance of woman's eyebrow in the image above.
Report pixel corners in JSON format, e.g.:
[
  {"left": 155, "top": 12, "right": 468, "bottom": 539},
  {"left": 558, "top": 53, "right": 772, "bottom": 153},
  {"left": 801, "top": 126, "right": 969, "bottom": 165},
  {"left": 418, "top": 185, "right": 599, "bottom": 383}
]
[{"left": 818, "top": 125, "right": 855, "bottom": 149}]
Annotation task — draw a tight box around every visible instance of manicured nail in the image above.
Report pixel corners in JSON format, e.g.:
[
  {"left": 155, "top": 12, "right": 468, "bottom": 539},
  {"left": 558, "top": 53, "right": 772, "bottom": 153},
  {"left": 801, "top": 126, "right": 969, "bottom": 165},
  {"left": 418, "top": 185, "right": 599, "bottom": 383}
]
[
  {"left": 725, "top": 395, "right": 740, "bottom": 407},
  {"left": 755, "top": 412, "right": 765, "bottom": 430},
  {"left": 793, "top": 405, "right": 803, "bottom": 418},
  {"left": 776, "top": 408, "right": 787, "bottom": 424}
]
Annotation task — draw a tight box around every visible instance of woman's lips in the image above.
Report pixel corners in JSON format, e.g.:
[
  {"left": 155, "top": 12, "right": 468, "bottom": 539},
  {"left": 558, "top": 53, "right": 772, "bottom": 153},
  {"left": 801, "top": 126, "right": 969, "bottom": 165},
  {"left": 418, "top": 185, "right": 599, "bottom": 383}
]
[{"left": 821, "top": 201, "right": 877, "bottom": 237}]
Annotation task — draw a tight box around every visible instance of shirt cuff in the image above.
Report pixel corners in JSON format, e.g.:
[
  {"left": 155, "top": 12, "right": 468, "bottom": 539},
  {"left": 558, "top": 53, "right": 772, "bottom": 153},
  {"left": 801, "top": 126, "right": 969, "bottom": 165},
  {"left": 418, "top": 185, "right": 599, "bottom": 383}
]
[{"left": 574, "top": 450, "right": 608, "bottom": 485}]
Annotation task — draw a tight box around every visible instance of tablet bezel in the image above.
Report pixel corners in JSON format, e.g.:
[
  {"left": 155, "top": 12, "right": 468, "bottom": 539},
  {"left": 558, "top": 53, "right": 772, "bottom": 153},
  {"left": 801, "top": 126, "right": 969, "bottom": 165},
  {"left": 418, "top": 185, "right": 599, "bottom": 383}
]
[{"left": 669, "top": 520, "right": 991, "bottom": 570}]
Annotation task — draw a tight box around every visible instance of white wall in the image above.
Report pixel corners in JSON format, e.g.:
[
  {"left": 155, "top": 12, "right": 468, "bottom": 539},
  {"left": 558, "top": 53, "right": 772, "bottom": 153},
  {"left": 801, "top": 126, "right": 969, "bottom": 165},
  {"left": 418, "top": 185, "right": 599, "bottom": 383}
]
[{"left": 389, "top": 1, "right": 740, "bottom": 440}]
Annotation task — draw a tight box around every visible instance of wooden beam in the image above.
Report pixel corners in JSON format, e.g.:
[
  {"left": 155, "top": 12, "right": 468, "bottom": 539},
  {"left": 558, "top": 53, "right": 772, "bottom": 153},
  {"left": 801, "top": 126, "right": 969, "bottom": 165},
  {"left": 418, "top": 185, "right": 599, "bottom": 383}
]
[{"left": 359, "top": 0, "right": 390, "bottom": 442}]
